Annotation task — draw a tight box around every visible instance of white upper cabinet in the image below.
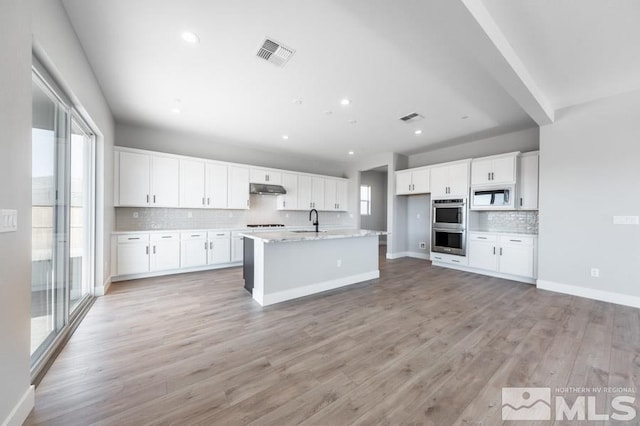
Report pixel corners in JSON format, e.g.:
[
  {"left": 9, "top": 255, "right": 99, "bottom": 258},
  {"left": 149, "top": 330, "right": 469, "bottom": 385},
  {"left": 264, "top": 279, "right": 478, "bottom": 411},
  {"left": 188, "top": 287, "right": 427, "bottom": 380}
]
[
  {"left": 179, "top": 159, "right": 206, "bottom": 208},
  {"left": 116, "top": 151, "right": 179, "bottom": 207},
  {"left": 205, "top": 163, "right": 228, "bottom": 209},
  {"left": 250, "top": 168, "right": 282, "bottom": 185},
  {"left": 324, "top": 179, "right": 348, "bottom": 211},
  {"left": 471, "top": 153, "right": 518, "bottom": 186},
  {"left": 518, "top": 152, "right": 539, "bottom": 210},
  {"left": 115, "top": 148, "right": 347, "bottom": 211},
  {"left": 396, "top": 168, "right": 429, "bottom": 195},
  {"left": 430, "top": 161, "right": 470, "bottom": 198},
  {"left": 151, "top": 157, "right": 180, "bottom": 207},
  {"left": 117, "top": 151, "right": 150, "bottom": 206},
  {"left": 277, "top": 173, "right": 298, "bottom": 210},
  {"left": 297, "top": 175, "right": 325, "bottom": 210},
  {"left": 228, "top": 166, "right": 250, "bottom": 209}
]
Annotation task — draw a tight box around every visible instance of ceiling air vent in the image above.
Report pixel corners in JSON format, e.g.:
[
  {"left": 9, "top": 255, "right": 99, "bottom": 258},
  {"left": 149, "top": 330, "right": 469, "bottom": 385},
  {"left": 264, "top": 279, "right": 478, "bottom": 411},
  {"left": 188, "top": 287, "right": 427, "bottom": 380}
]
[
  {"left": 399, "top": 112, "right": 424, "bottom": 123},
  {"left": 256, "top": 37, "right": 295, "bottom": 67}
]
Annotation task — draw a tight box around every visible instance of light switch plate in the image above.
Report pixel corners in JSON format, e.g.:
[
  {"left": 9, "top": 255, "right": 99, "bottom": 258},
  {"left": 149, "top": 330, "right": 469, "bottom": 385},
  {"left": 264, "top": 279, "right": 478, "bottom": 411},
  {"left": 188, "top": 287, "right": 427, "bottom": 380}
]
[
  {"left": 0, "top": 209, "right": 18, "bottom": 233},
  {"left": 613, "top": 215, "right": 639, "bottom": 225}
]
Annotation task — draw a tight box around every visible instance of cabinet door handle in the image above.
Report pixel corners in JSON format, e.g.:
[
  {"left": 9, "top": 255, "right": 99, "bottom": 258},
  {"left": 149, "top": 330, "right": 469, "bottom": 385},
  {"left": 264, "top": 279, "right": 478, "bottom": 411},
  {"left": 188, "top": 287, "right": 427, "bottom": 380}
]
[
  {"left": 493, "top": 246, "right": 496, "bottom": 255},
  {"left": 520, "top": 198, "right": 523, "bottom": 207},
  {"left": 283, "top": 200, "right": 286, "bottom": 208},
  {"left": 452, "top": 259, "right": 460, "bottom": 263},
  {"left": 205, "top": 241, "right": 208, "bottom": 250},
  {"left": 246, "top": 199, "right": 249, "bottom": 207},
  {"left": 146, "top": 194, "right": 150, "bottom": 203},
  {"left": 409, "top": 184, "right": 411, "bottom": 191},
  {"left": 191, "top": 234, "right": 201, "bottom": 237},
  {"left": 488, "top": 172, "right": 491, "bottom": 181},
  {"left": 153, "top": 195, "right": 156, "bottom": 203},
  {"left": 207, "top": 197, "right": 210, "bottom": 205},
  {"left": 499, "top": 247, "right": 503, "bottom": 255},
  {"left": 210, "top": 242, "right": 213, "bottom": 249},
  {"left": 153, "top": 245, "right": 156, "bottom": 254},
  {"left": 161, "top": 236, "right": 171, "bottom": 239},
  {"left": 478, "top": 236, "right": 487, "bottom": 240},
  {"left": 128, "top": 237, "right": 140, "bottom": 240},
  {"left": 492, "top": 172, "right": 495, "bottom": 180},
  {"left": 146, "top": 246, "right": 149, "bottom": 255},
  {"left": 510, "top": 239, "right": 522, "bottom": 243},
  {"left": 202, "top": 197, "right": 205, "bottom": 206}
]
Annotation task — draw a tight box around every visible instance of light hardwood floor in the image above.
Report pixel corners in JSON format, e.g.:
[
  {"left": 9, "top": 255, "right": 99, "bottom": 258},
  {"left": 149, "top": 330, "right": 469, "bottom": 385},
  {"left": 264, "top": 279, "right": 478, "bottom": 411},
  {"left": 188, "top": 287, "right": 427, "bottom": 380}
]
[{"left": 25, "top": 252, "right": 640, "bottom": 425}]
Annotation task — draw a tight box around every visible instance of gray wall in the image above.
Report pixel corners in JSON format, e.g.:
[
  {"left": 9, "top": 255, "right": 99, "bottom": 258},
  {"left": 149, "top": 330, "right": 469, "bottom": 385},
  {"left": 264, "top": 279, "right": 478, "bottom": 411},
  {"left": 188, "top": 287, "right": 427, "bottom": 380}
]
[
  {"left": 539, "top": 89, "right": 640, "bottom": 298},
  {"left": 0, "top": 0, "right": 32, "bottom": 421},
  {"left": 408, "top": 127, "right": 539, "bottom": 168},
  {"left": 116, "top": 122, "right": 348, "bottom": 178},
  {"left": 347, "top": 152, "right": 408, "bottom": 257},
  {"left": 406, "top": 195, "right": 431, "bottom": 256},
  {"left": 360, "top": 170, "right": 388, "bottom": 232},
  {"left": 33, "top": 0, "right": 116, "bottom": 291}
]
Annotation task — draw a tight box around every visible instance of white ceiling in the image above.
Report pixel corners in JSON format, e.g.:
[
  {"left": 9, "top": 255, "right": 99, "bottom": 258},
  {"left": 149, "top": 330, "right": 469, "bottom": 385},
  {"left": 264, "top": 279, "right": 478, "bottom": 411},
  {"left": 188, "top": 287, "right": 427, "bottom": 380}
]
[
  {"left": 60, "top": 0, "right": 638, "bottom": 162},
  {"left": 480, "top": 0, "right": 640, "bottom": 109}
]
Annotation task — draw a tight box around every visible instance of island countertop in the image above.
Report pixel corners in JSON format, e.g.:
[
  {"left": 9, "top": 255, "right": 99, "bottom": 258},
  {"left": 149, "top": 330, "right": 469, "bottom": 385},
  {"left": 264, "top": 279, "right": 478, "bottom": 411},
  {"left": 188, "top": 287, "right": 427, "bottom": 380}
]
[{"left": 239, "top": 228, "right": 387, "bottom": 243}]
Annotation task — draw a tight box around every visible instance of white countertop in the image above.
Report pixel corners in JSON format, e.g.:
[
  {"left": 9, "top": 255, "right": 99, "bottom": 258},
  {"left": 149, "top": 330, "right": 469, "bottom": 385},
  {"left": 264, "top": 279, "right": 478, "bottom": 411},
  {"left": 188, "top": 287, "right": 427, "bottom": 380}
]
[
  {"left": 112, "top": 225, "right": 353, "bottom": 236},
  {"left": 240, "top": 228, "right": 387, "bottom": 243},
  {"left": 468, "top": 230, "right": 538, "bottom": 237}
]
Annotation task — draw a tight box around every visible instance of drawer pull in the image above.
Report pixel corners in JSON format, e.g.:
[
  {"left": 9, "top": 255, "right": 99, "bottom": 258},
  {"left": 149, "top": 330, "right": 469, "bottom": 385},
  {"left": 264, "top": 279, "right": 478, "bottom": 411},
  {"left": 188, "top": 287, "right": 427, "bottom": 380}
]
[
  {"left": 477, "top": 237, "right": 487, "bottom": 240},
  {"left": 161, "top": 236, "right": 172, "bottom": 239},
  {"left": 510, "top": 239, "right": 522, "bottom": 242},
  {"left": 191, "top": 234, "right": 201, "bottom": 237},
  {"left": 128, "top": 237, "right": 140, "bottom": 240}
]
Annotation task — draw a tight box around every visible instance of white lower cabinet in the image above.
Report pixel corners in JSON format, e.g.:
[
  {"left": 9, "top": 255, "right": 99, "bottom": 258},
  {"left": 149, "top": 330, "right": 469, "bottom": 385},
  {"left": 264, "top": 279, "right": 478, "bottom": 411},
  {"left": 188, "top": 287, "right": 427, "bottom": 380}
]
[
  {"left": 207, "top": 231, "right": 231, "bottom": 265},
  {"left": 150, "top": 233, "right": 180, "bottom": 272},
  {"left": 468, "top": 232, "right": 536, "bottom": 279},
  {"left": 116, "top": 234, "right": 150, "bottom": 276},
  {"left": 231, "top": 234, "right": 244, "bottom": 262},
  {"left": 180, "top": 232, "right": 208, "bottom": 268}
]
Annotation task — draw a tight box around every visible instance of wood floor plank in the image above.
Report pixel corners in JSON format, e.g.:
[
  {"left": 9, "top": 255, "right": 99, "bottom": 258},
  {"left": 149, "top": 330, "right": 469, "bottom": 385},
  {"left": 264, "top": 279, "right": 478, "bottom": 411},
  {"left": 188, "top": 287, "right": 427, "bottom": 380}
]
[{"left": 24, "top": 252, "right": 640, "bottom": 425}]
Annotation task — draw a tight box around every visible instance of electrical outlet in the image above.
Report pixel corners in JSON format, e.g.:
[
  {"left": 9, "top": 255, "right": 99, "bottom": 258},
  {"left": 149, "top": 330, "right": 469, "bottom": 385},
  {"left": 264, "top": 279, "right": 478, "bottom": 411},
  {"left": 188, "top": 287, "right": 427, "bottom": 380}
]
[
  {"left": 132, "top": 211, "right": 139, "bottom": 218},
  {"left": 591, "top": 268, "right": 600, "bottom": 278},
  {"left": 0, "top": 209, "right": 18, "bottom": 233},
  {"left": 336, "top": 259, "right": 342, "bottom": 267},
  {"left": 419, "top": 242, "right": 427, "bottom": 249},
  {"left": 613, "top": 215, "right": 639, "bottom": 225}
]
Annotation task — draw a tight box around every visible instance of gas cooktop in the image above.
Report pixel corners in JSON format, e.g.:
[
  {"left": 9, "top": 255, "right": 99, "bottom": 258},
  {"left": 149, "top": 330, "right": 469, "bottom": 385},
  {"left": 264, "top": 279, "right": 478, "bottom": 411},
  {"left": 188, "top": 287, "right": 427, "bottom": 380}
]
[{"left": 246, "top": 224, "right": 285, "bottom": 228}]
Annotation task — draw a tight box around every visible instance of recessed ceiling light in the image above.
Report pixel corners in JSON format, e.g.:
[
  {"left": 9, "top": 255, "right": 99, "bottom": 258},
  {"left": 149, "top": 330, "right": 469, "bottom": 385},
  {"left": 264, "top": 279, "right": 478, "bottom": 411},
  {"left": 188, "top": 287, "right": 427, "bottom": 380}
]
[
  {"left": 414, "top": 129, "right": 423, "bottom": 135},
  {"left": 170, "top": 107, "right": 181, "bottom": 115},
  {"left": 324, "top": 110, "right": 333, "bottom": 115},
  {"left": 348, "top": 119, "right": 357, "bottom": 124},
  {"left": 292, "top": 99, "right": 302, "bottom": 105},
  {"left": 282, "top": 135, "right": 289, "bottom": 140},
  {"left": 348, "top": 150, "right": 355, "bottom": 155},
  {"left": 461, "top": 115, "right": 469, "bottom": 120},
  {"left": 181, "top": 31, "right": 200, "bottom": 44},
  {"left": 340, "top": 99, "right": 351, "bottom": 106}
]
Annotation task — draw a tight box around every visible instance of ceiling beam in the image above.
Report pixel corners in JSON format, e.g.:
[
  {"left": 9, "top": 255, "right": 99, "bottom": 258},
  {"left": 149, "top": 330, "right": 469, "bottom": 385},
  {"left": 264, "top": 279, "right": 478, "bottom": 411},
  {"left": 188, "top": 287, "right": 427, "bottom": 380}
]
[{"left": 458, "top": 0, "right": 554, "bottom": 125}]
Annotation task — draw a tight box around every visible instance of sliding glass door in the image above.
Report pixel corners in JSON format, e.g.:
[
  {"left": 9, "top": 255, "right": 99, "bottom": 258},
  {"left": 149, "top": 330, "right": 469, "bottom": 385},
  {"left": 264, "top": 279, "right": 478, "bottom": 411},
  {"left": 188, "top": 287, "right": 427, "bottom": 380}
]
[{"left": 31, "top": 69, "right": 95, "bottom": 366}]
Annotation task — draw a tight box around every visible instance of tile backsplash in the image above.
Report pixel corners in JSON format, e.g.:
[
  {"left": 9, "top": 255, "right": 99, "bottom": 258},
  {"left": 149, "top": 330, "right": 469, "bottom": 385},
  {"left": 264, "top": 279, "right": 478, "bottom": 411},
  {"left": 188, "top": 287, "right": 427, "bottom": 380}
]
[
  {"left": 115, "top": 194, "right": 355, "bottom": 231},
  {"left": 469, "top": 210, "right": 538, "bottom": 234}
]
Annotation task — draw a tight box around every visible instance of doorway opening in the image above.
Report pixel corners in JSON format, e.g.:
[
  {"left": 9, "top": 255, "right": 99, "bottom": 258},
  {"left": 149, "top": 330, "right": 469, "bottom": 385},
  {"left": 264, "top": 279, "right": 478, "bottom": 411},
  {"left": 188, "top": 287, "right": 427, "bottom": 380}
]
[{"left": 359, "top": 166, "right": 388, "bottom": 256}]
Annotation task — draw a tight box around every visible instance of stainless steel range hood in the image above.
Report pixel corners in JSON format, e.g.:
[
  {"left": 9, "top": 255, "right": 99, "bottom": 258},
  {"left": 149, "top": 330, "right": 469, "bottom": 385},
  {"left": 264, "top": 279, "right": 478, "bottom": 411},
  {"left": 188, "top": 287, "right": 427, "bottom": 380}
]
[{"left": 249, "top": 183, "right": 287, "bottom": 195}]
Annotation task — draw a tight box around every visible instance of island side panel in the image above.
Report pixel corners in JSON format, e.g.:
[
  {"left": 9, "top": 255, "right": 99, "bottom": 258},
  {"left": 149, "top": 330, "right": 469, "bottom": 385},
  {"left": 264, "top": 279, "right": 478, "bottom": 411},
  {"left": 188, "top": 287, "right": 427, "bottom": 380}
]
[
  {"left": 242, "top": 237, "right": 254, "bottom": 293},
  {"left": 261, "top": 235, "right": 379, "bottom": 306}
]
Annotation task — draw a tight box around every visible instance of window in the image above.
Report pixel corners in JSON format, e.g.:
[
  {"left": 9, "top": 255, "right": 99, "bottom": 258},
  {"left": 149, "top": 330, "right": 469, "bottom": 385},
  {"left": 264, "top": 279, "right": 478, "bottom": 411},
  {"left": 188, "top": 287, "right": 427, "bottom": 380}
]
[
  {"left": 31, "top": 67, "right": 96, "bottom": 373},
  {"left": 360, "top": 185, "right": 371, "bottom": 216}
]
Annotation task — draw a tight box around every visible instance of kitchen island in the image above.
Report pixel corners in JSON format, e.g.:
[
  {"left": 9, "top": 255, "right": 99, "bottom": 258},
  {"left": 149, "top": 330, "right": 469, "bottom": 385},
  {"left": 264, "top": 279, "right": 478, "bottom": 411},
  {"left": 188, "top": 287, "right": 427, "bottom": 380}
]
[{"left": 240, "top": 229, "right": 386, "bottom": 306}]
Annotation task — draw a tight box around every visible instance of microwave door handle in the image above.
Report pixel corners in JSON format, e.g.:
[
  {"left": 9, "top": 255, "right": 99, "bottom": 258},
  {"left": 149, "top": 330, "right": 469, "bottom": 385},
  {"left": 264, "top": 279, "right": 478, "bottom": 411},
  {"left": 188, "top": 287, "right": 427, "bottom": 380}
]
[
  {"left": 490, "top": 193, "right": 495, "bottom": 204},
  {"left": 505, "top": 190, "right": 509, "bottom": 203}
]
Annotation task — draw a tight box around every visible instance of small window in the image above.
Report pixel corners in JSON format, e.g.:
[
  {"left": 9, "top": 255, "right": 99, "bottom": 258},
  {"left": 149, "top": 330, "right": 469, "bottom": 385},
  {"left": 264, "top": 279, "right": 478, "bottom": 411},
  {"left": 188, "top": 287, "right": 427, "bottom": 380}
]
[{"left": 360, "top": 185, "right": 371, "bottom": 216}]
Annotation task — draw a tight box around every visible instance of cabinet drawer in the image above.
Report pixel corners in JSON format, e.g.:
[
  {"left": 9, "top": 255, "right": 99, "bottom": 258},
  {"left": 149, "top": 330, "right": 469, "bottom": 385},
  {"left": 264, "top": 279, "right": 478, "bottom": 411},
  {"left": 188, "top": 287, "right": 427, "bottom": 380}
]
[
  {"left": 209, "top": 231, "right": 231, "bottom": 239},
  {"left": 181, "top": 232, "right": 207, "bottom": 240},
  {"left": 117, "top": 234, "right": 149, "bottom": 243},
  {"left": 151, "top": 232, "right": 179, "bottom": 241},
  {"left": 499, "top": 236, "right": 535, "bottom": 246},
  {"left": 468, "top": 233, "right": 497, "bottom": 243},
  {"left": 430, "top": 253, "right": 469, "bottom": 266}
]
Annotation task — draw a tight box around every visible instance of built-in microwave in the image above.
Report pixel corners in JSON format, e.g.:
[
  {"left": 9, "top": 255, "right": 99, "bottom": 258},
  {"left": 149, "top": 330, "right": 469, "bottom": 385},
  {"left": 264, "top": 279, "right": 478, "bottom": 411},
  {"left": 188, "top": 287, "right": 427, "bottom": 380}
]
[
  {"left": 432, "top": 198, "right": 466, "bottom": 229},
  {"left": 471, "top": 186, "right": 515, "bottom": 210}
]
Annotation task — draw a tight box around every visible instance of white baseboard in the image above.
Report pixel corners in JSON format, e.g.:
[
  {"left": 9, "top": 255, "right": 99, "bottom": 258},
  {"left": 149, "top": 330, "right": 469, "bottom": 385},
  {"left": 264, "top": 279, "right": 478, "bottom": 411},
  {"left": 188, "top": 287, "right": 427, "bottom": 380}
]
[
  {"left": 537, "top": 280, "right": 640, "bottom": 309},
  {"left": 261, "top": 270, "right": 380, "bottom": 306},
  {"left": 111, "top": 262, "right": 242, "bottom": 283},
  {"left": 2, "top": 385, "right": 34, "bottom": 426},
  {"left": 95, "top": 276, "right": 112, "bottom": 296},
  {"left": 432, "top": 261, "right": 536, "bottom": 285},
  {"left": 386, "top": 251, "right": 429, "bottom": 260}
]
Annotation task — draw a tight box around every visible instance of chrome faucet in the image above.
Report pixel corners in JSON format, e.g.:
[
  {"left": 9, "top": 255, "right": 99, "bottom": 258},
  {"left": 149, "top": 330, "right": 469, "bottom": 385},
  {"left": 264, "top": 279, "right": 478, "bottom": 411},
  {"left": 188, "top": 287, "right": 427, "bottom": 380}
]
[{"left": 309, "top": 208, "right": 319, "bottom": 232}]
